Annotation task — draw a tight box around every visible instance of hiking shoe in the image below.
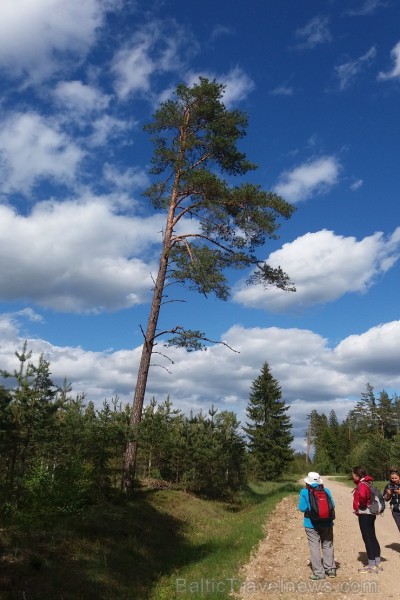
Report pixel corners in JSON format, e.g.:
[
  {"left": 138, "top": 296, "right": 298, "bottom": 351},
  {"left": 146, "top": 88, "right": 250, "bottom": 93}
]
[
  {"left": 358, "top": 566, "right": 378, "bottom": 574},
  {"left": 309, "top": 575, "right": 325, "bottom": 580},
  {"left": 326, "top": 569, "right": 336, "bottom": 578}
]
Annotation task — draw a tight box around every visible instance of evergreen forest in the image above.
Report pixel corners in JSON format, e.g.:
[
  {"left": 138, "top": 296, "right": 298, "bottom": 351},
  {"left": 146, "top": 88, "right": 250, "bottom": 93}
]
[
  {"left": 309, "top": 383, "right": 400, "bottom": 478},
  {"left": 0, "top": 347, "right": 294, "bottom": 519},
  {"left": 1, "top": 343, "right": 399, "bottom": 523}
]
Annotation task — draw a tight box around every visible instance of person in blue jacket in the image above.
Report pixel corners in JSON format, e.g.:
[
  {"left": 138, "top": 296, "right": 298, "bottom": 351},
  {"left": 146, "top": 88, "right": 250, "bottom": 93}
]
[{"left": 298, "top": 471, "right": 336, "bottom": 580}]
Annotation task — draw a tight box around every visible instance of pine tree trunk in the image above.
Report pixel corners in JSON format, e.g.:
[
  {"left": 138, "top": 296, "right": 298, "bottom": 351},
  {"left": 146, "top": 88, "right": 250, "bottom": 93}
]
[
  {"left": 123, "top": 178, "right": 181, "bottom": 491},
  {"left": 122, "top": 256, "right": 167, "bottom": 490},
  {"left": 306, "top": 423, "right": 311, "bottom": 463}
]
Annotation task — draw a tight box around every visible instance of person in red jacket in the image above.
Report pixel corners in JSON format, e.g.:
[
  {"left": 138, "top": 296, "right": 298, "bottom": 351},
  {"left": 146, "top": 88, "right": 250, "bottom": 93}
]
[{"left": 352, "top": 466, "right": 381, "bottom": 574}]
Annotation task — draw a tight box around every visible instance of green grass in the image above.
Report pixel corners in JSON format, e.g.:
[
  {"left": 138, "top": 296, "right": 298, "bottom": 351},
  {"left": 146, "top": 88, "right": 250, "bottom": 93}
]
[
  {"left": 335, "top": 475, "right": 387, "bottom": 490},
  {"left": 150, "top": 481, "right": 300, "bottom": 600},
  {"left": 0, "top": 481, "right": 300, "bottom": 600}
]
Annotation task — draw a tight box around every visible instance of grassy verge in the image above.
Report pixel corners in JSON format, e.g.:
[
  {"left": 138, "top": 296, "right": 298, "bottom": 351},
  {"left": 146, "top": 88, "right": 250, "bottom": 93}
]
[
  {"left": 150, "top": 481, "right": 300, "bottom": 600},
  {"left": 0, "top": 481, "right": 300, "bottom": 600}
]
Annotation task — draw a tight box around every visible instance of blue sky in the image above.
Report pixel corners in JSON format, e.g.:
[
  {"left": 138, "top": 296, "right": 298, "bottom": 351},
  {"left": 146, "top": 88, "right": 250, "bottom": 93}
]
[{"left": 0, "top": 0, "right": 400, "bottom": 451}]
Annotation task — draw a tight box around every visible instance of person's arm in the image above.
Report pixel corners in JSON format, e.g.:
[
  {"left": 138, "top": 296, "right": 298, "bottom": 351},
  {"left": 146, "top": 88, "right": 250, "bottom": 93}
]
[
  {"left": 353, "top": 487, "right": 359, "bottom": 512},
  {"left": 383, "top": 483, "right": 391, "bottom": 501},
  {"left": 298, "top": 488, "right": 309, "bottom": 513}
]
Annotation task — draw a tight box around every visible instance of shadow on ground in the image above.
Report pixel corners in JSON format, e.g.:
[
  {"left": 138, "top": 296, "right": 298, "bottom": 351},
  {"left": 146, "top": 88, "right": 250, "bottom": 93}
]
[
  {"left": 385, "top": 542, "right": 400, "bottom": 553},
  {"left": 0, "top": 490, "right": 213, "bottom": 600}
]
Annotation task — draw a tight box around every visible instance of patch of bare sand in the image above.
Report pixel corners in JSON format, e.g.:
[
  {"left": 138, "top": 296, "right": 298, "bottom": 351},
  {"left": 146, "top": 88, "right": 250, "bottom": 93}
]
[{"left": 233, "top": 477, "right": 400, "bottom": 600}]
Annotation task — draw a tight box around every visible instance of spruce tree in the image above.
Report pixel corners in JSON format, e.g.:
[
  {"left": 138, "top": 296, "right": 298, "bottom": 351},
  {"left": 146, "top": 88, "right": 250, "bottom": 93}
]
[
  {"left": 393, "top": 394, "right": 400, "bottom": 434},
  {"left": 377, "top": 389, "right": 396, "bottom": 438},
  {"left": 348, "top": 382, "right": 380, "bottom": 438},
  {"left": 244, "top": 362, "right": 293, "bottom": 480}
]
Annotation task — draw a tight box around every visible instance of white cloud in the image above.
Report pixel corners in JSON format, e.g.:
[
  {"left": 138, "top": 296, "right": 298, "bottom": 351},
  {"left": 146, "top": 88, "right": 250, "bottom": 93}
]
[
  {"left": 218, "top": 67, "right": 256, "bottom": 106},
  {"left": 378, "top": 41, "right": 400, "bottom": 81},
  {"left": 0, "top": 0, "right": 105, "bottom": 81},
  {"left": 0, "top": 112, "right": 83, "bottom": 193},
  {"left": 274, "top": 156, "right": 340, "bottom": 203},
  {"left": 2, "top": 316, "right": 400, "bottom": 451},
  {"left": 350, "top": 179, "right": 363, "bottom": 191},
  {"left": 103, "top": 164, "right": 149, "bottom": 192},
  {"left": 233, "top": 228, "right": 400, "bottom": 312},
  {"left": 112, "top": 38, "right": 155, "bottom": 99},
  {"left": 89, "top": 115, "right": 133, "bottom": 147},
  {"left": 53, "top": 80, "right": 110, "bottom": 113},
  {"left": 346, "top": 0, "right": 387, "bottom": 17},
  {"left": 0, "top": 198, "right": 166, "bottom": 312},
  {"left": 186, "top": 67, "right": 255, "bottom": 107},
  {"left": 210, "top": 25, "right": 234, "bottom": 42},
  {"left": 295, "top": 16, "right": 332, "bottom": 49},
  {"left": 335, "top": 46, "right": 376, "bottom": 90},
  {"left": 270, "top": 85, "right": 294, "bottom": 96},
  {"left": 112, "top": 22, "right": 188, "bottom": 100},
  {"left": 0, "top": 308, "right": 43, "bottom": 342},
  {"left": 334, "top": 321, "right": 400, "bottom": 374}
]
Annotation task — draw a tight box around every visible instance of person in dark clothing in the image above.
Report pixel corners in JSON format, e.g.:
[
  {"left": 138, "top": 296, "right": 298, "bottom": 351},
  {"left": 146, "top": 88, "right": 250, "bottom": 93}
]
[
  {"left": 383, "top": 468, "right": 400, "bottom": 531},
  {"left": 352, "top": 466, "right": 381, "bottom": 574}
]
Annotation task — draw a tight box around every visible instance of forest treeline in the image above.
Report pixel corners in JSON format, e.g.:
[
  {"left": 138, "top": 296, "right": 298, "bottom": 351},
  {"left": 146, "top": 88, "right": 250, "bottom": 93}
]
[
  {"left": 0, "top": 345, "right": 250, "bottom": 519},
  {"left": 0, "top": 346, "right": 294, "bottom": 518},
  {"left": 2, "top": 342, "right": 398, "bottom": 521},
  {"left": 309, "top": 383, "right": 400, "bottom": 478}
]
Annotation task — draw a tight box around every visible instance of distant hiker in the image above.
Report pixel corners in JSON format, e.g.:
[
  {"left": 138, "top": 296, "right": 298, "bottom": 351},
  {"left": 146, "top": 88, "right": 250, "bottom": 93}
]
[
  {"left": 383, "top": 468, "right": 400, "bottom": 531},
  {"left": 352, "top": 466, "right": 382, "bottom": 573},
  {"left": 298, "top": 471, "right": 336, "bottom": 580}
]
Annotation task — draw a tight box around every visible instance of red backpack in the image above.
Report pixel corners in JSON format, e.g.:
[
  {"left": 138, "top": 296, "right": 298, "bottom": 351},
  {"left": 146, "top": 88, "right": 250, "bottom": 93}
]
[{"left": 305, "top": 484, "right": 335, "bottom": 523}]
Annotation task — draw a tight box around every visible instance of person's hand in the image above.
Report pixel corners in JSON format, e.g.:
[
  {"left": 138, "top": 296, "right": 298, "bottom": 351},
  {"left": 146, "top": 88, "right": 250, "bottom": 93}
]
[{"left": 387, "top": 489, "right": 392, "bottom": 496}]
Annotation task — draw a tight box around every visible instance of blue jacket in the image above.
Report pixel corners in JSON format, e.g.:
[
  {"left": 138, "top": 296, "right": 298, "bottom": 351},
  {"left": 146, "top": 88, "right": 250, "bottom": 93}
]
[{"left": 298, "top": 483, "right": 335, "bottom": 529}]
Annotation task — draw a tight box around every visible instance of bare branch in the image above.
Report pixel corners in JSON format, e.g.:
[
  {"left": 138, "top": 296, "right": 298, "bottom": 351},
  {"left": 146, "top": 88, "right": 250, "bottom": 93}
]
[
  {"left": 161, "top": 298, "right": 187, "bottom": 305},
  {"left": 164, "top": 326, "right": 240, "bottom": 354},
  {"left": 153, "top": 325, "right": 184, "bottom": 340},
  {"left": 151, "top": 350, "right": 175, "bottom": 365},
  {"left": 149, "top": 363, "right": 173, "bottom": 374},
  {"left": 197, "top": 335, "right": 240, "bottom": 354},
  {"left": 172, "top": 232, "right": 236, "bottom": 255},
  {"left": 181, "top": 237, "right": 195, "bottom": 262},
  {"left": 188, "top": 152, "right": 212, "bottom": 172},
  {"left": 171, "top": 198, "right": 204, "bottom": 228}
]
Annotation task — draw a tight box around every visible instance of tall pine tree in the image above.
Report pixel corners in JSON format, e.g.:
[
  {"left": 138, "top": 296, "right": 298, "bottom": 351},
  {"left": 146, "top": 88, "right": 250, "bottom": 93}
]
[
  {"left": 244, "top": 362, "right": 293, "bottom": 480},
  {"left": 123, "top": 77, "right": 295, "bottom": 489}
]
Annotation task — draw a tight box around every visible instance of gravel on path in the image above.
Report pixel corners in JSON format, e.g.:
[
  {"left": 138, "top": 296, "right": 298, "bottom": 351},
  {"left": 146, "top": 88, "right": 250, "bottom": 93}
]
[{"left": 234, "top": 477, "right": 400, "bottom": 600}]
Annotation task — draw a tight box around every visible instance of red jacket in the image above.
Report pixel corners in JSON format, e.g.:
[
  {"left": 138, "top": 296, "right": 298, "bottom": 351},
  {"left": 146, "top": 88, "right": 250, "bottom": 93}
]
[{"left": 353, "top": 475, "right": 374, "bottom": 513}]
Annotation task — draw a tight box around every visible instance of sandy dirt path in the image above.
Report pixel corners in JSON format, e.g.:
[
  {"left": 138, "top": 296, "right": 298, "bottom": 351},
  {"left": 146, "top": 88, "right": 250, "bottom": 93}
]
[{"left": 234, "top": 477, "right": 400, "bottom": 600}]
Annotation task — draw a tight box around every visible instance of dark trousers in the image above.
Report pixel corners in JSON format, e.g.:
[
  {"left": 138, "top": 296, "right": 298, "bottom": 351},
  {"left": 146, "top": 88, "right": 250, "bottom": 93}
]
[
  {"left": 358, "top": 514, "right": 380, "bottom": 560},
  {"left": 392, "top": 509, "right": 400, "bottom": 530}
]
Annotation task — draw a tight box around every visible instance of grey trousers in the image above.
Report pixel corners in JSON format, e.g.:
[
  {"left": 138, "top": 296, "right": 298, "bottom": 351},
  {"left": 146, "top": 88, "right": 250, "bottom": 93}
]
[{"left": 305, "top": 526, "right": 335, "bottom": 578}]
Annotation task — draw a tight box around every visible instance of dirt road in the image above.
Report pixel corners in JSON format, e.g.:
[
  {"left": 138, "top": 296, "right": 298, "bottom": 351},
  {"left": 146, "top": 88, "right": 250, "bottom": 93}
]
[{"left": 235, "top": 477, "right": 400, "bottom": 599}]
